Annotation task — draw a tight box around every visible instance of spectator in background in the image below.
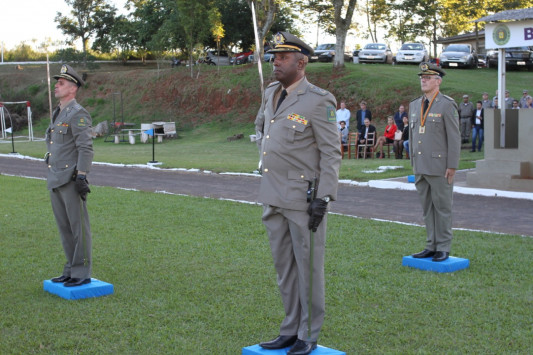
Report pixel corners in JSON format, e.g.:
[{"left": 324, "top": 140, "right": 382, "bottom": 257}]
[
  {"left": 393, "top": 104, "right": 408, "bottom": 131},
  {"left": 358, "top": 117, "right": 376, "bottom": 145},
  {"left": 493, "top": 97, "right": 499, "bottom": 109},
  {"left": 336, "top": 100, "right": 351, "bottom": 130},
  {"left": 394, "top": 115, "right": 409, "bottom": 159},
  {"left": 374, "top": 116, "right": 397, "bottom": 159},
  {"left": 492, "top": 90, "right": 498, "bottom": 108},
  {"left": 458, "top": 94, "right": 474, "bottom": 144},
  {"left": 512, "top": 99, "right": 520, "bottom": 109},
  {"left": 471, "top": 101, "right": 484, "bottom": 152},
  {"left": 504, "top": 90, "right": 514, "bottom": 109},
  {"left": 338, "top": 120, "right": 349, "bottom": 146},
  {"left": 481, "top": 92, "right": 492, "bottom": 109},
  {"left": 356, "top": 101, "right": 372, "bottom": 131},
  {"left": 519, "top": 90, "right": 529, "bottom": 108},
  {"left": 524, "top": 96, "right": 533, "bottom": 108}
]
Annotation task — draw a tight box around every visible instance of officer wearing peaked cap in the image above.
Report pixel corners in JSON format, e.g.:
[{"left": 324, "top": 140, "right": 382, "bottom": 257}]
[
  {"left": 46, "top": 64, "right": 94, "bottom": 287},
  {"left": 254, "top": 32, "right": 341, "bottom": 355},
  {"left": 409, "top": 62, "right": 461, "bottom": 262}
]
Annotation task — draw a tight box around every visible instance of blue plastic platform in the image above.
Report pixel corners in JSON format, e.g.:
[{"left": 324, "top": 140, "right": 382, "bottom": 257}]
[
  {"left": 242, "top": 344, "right": 345, "bottom": 355},
  {"left": 402, "top": 255, "right": 469, "bottom": 273},
  {"left": 407, "top": 175, "right": 415, "bottom": 183},
  {"left": 43, "top": 278, "right": 114, "bottom": 300}
]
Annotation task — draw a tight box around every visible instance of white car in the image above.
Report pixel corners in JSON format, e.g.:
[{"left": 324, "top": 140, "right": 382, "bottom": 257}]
[
  {"left": 358, "top": 43, "right": 393, "bottom": 64},
  {"left": 395, "top": 43, "right": 429, "bottom": 64}
]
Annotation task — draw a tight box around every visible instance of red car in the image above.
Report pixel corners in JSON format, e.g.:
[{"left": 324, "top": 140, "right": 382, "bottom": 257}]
[{"left": 232, "top": 51, "right": 254, "bottom": 65}]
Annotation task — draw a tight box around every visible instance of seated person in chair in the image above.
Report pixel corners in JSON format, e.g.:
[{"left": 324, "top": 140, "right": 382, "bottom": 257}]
[
  {"left": 394, "top": 115, "right": 409, "bottom": 159},
  {"left": 338, "top": 120, "right": 349, "bottom": 154},
  {"left": 358, "top": 117, "right": 376, "bottom": 144},
  {"left": 374, "top": 116, "right": 397, "bottom": 159}
]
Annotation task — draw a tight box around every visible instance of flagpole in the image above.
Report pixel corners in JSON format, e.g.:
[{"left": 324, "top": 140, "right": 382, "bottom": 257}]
[
  {"left": 46, "top": 53, "right": 53, "bottom": 124},
  {"left": 251, "top": 1, "right": 265, "bottom": 103}
]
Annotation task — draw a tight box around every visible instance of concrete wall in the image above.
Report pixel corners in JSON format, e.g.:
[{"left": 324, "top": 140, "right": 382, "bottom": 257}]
[{"left": 466, "top": 108, "right": 533, "bottom": 191}]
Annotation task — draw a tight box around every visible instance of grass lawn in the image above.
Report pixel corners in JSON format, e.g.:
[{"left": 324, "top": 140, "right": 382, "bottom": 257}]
[
  {"left": 0, "top": 122, "right": 483, "bottom": 181},
  {"left": 1, "top": 175, "right": 532, "bottom": 354}
]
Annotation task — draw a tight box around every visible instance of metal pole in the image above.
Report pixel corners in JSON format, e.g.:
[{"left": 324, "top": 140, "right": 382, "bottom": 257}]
[
  {"left": 498, "top": 48, "right": 506, "bottom": 148},
  {"left": 251, "top": 1, "right": 264, "bottom": 102},
  {"left": 46, "top": 54, "right": 53, "bottom": 124}
]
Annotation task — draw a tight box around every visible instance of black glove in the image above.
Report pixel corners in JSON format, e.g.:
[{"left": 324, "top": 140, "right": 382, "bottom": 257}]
[
  {"left": 307, "top": 198, "right": 328, "bottom": 232},
  {"left": 75, "top": 175, "right": 91, "bottom": 201}
]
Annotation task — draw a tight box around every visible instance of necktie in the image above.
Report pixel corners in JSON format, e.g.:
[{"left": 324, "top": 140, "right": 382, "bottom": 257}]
[
  {"left": 423, "top": 98, "right": 429, "bottom": 115},
  {"left": 52, "top": 106, "right": 60, "bottom": 123},
  {"left": 276, "top": 89, "right": 287, "bottom": 112}
]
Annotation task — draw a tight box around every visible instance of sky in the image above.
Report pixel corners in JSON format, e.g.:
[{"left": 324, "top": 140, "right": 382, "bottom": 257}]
[{"left": 0, "top": 0, "right": 128, "bottom": 50}]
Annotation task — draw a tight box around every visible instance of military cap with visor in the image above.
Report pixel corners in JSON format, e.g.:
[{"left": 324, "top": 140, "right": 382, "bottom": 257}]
[
  {"left": 267, "top": 32, "right": 314, "bottom": 56},
  {"left": 418, "top": 62, "right": 446, "bottom": 77},
  {"left": 53, "top": 64, "right": 85, "bottom": 87}
]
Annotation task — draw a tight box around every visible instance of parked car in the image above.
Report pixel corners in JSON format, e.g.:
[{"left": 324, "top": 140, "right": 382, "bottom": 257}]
[
  {"left": 231, "top": 50, "right": 253, "bottom": 65},
  {"left": 395, "top": 43, "right": 429, "bottom": 64},
  {"left": 486, "top": 46, "right": 533, "bottom": 70},
  {"left": 310, "top": 43, "right": 335, "bottom": 62},
  {"left": 358, "top": 43, "right": 393, "bottom": 64},
  {"left": 205, "top": 50, "right": 230, "bottom": 66},
  {"left": 439, "top": 44, "right": 478, "bottom": 69},
  {"left": 248, "top": 53, "right": 274, "bottom": 63}
]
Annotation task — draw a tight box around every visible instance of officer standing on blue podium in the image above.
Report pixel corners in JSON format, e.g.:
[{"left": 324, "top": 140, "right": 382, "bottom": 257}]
[
  {"left": 254, "top": 32, "right": 341, "bottom": 355},
  {"left": 409, "top": 63, "right": 461, "bottom": 262},
  {"left": 46, "top": 65, "right": 94, "bottom": 287}
]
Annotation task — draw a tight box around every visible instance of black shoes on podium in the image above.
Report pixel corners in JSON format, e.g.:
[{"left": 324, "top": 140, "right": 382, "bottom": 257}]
[
  {"left": 412, "top": 249, "right": 449, "bottom": 262},
  {"left": 260, "top": 335, "right": 317, "bottom": 355},
  {"left": 51, "top": 275, "right": 91, "bottom": 287}
]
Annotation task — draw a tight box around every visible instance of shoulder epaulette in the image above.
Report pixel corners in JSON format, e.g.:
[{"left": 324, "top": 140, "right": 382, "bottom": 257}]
[
  {"left": 266, "top": 81, "right": 280, "bottom": 89},
  {"left": 308, "top": 84, "right": 328, "bottom": 96},
  {"left": 411, "top": 95, "right": 423, "bottom": 103},
  {"left": 442, "top": 94, "right": 455, "bottom": 102}
]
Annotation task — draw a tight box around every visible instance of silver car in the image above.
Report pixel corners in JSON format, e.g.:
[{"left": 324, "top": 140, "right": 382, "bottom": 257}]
[
  {"left": 395, "top": 43, "right": 429, "bottom": 64},
  {"left": 439, "top": 44, "right": 478, "bottom": 69},
  {"left": 358, "top": 43, "right": 393, "bottom": 64}
]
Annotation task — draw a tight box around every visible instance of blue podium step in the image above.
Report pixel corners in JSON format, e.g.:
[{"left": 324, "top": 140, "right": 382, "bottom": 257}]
[
  {"left": 242, "top": 344, "right": 345, "bottom": 355},
  {"left": 402, "top": 255, "right": 469, "bottom": 273},
  {"left": 43, "top": 278, "right": 114, "bottom": 300}
]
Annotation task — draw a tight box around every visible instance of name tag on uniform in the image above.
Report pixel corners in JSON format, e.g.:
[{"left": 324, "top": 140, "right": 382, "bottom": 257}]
[{"left": 419, "top": 126, "right": 425, "bottom": 134}]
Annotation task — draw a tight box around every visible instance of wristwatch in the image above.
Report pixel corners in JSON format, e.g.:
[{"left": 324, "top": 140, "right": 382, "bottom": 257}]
[{"left": 322, "top": 196, "right": 330, "bottom": 203}]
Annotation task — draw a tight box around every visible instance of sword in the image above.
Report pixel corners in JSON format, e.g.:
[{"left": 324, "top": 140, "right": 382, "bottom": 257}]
[
  {"left": 251, "top": 1, "right": 265, "bottom": 103},
  {"left": 307, "top": 178, "right": 317, "bottom": 340}
]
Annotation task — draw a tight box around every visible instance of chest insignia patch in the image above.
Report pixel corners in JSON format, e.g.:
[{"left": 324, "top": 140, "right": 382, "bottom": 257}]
[
  {"left": 78, "top": 117, "right": 87, "bottom": 127},
  {"left": 327, "top": 105, "right": 336, "bottom": 122},
  {"left": 428, "top": 113, "right": 442, "bottom": 117},
  {"left": 287, "top": 113, "right": 308, "bottom": 125}
]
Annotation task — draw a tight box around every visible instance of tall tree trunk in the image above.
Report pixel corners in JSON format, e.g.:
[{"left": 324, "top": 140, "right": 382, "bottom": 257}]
[{"left": 332, "top": 0, "right": 358, "bottom": 69}]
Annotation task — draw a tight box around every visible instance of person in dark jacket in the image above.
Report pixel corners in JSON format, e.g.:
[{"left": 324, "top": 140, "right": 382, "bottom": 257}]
[{"left": 470, "top": 101, "right": 484, "bottom": 152}]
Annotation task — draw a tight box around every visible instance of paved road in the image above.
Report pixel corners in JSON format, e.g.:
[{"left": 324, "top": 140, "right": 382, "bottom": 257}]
[{"left": 1, "top": 155, "right": 532, "bottom": 237}]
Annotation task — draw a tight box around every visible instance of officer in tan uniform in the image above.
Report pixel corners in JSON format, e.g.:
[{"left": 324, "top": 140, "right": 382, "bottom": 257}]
[
  {"left": 46, "top": 65, "right": 94, "bottom": 287},
  {"left": 409, "top": 63, "right": 461, "bottom": 262},
  {"left": 254, "top": 32, "right": 341, "bottom": 355}
]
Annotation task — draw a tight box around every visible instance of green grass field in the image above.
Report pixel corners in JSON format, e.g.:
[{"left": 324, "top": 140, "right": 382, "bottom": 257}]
[
  {"left": 0, "top": 122, "right": 483, "bottom": 181},
  {"left": 1, "top": 175, "right": 532, "bottom": 354}
]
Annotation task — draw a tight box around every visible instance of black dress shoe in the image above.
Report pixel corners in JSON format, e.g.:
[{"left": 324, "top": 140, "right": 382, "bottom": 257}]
[
  {"left": 51, "top": 275, "right": 71, "bottom": 283},
  {"left": 259, "top": 335, "right": 297, "bottom": 349},
  {"left": 432, "top": 251, "right": 449, "bottom": 262},
  {"left": 412, "top": 249, "right": 435, "bottom": 258},
  {"left": 288, "top": 339, "right": 317, "bottom": 355},
  {"left": 64, "top": 278, "right": 91, "bottom": 287}
]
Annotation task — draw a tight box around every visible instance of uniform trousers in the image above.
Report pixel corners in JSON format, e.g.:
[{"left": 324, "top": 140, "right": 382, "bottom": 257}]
[
  {"left": 460, "top": 118, "right": 471, "bottom": 142},
  {"left": 50, "top": 181, "right": 92, "bottom": 279},
  {"left": 262, "top": 205, "right": 326, "bottom": 342},
  {"left": 414, "top": 174, "right": 454, "bottom": 253}
]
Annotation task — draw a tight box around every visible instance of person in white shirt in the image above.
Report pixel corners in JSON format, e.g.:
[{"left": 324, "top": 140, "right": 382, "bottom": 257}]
[
  {"left": 336, "top": 100, "right": 351, "bottom": 130},
  {"left": 470, "top": 101, "right": 484, "bottom": 152}
]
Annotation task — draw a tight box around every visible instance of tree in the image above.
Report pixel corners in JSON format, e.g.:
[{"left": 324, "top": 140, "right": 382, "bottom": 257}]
[
  {"left": 55, "top": 0, "right": 117, "bottom": 65},
  {"left": 246, "top": 0, "right": 280, "bottom": 63},
  {"left": 295, "top": 0, "right": 335, "bottom": 47},
  {"left": 176, "top": 0, "right": 218, "bottom": 77},
  {"left": 331, "top": 0, "right": 357, "bottom": 68}
]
